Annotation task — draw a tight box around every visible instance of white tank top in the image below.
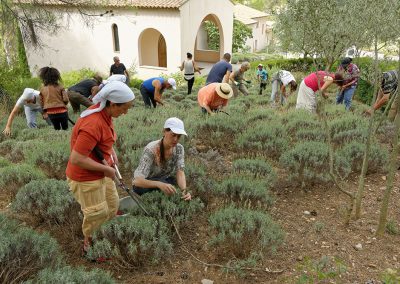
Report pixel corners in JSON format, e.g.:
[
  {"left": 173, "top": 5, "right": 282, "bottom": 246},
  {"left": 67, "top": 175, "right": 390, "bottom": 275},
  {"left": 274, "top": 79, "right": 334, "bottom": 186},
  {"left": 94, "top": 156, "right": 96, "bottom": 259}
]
[{"left": 183, "top": 60, "right": 195, "bottom": 80}]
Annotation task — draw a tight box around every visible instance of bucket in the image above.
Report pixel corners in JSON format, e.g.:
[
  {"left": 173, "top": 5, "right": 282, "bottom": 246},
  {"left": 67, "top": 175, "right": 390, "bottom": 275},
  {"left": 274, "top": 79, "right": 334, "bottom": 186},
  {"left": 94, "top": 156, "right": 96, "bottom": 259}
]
[{"left": 118, "top": 196, "right": 138, "bottom": 213}]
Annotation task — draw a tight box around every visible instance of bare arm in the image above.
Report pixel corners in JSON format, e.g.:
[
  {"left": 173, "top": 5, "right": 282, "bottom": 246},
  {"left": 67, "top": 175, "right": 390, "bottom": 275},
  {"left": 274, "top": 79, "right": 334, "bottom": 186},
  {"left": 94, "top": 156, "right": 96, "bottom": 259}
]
[
  {"left": 229, "top": 72, "right": 236, "bottom": 84},
  {"left": 70, "top": 150, "right": 115, "bottom": 179},
  {"left": 91, "top": 86, "right": 100, "bottom": 97},
  {"left": 133, "top": 176, "right": 176, "bottom": 195},
  {"left": 280, "top": 84, "right": 287, "bottom": 97},
  {"left": 202, "top": 104, "right": 214, "bottom": 115},
  {"left": 179, "top": 61, "right": 184, "bottom": 71},
  {"left": 2, "top": 105, "right": 20, "bottom": 136},
  {"left": 222, "top": 71, "right": 231, "bottom": 84},
  {"left": 152, "top": 80, "right": 164, "bottom": 105},
  {"left": 124, "top": 70, "right": 129, "bottom": 79},
  {"left": 193, "top": 61, "right": 201, "bottom": 74},
  {"left": 320, "top": 80, "right": 334, "bottom": 98},
  {"left": 373, "top": 91, "right": 390, "bottom": 110},
  {"left": 176, "top": 169, "right": 191, "bottom": 200}
]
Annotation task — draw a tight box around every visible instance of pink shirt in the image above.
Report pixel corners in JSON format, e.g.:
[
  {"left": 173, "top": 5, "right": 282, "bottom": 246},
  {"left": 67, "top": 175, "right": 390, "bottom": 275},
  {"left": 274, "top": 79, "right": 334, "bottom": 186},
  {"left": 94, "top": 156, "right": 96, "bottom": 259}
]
[
  {"left": 304, "top": 71, "right": 334, "bottom": 92},
  {"left": 197, "top": 83, "right": 228, "bottom": 110}
]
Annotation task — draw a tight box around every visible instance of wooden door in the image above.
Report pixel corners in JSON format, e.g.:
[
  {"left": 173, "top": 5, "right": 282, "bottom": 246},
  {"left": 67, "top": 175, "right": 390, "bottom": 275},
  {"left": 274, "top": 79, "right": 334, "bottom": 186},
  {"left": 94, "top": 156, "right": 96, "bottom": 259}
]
[{"left": 158, "top": 35, "right": 167, "bottom": 67}]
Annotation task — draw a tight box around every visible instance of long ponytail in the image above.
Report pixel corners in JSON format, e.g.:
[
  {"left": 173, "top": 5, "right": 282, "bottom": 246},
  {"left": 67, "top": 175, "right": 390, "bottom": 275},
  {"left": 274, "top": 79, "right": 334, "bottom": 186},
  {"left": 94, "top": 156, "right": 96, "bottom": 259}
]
[{"left": 159, "top": 137, "right": 166, "bottom": 164}]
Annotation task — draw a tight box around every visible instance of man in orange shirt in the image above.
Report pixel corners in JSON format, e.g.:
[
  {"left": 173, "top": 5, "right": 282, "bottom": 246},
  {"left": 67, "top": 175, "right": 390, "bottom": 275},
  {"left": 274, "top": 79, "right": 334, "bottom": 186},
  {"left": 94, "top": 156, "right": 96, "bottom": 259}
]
[
  {"left": 197, "top": 83, "right": 233, "bottom": 115},
  {"left": 66, "top": 81, "right": 135, "bottom": 259}
]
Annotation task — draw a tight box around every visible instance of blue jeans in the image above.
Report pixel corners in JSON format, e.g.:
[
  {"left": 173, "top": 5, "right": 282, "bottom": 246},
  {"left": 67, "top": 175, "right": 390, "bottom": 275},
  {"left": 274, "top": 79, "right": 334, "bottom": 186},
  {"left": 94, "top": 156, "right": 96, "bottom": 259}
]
[
  {"left": 24, "top": 106, "right": 51, "bottom": 128},
  {"left": 132, "top": 176, "right": 177, "bottom": 195},
  {"left": 336, "top": 86, "right": 356, "bottom": 110}
]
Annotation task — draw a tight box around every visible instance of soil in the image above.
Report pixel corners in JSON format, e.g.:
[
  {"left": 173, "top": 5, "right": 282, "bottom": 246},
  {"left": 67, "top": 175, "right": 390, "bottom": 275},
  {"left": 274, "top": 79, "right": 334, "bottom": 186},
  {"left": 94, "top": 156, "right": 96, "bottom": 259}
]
[{"left": 2, "top": 129, "right": 400, "bottom": 283}]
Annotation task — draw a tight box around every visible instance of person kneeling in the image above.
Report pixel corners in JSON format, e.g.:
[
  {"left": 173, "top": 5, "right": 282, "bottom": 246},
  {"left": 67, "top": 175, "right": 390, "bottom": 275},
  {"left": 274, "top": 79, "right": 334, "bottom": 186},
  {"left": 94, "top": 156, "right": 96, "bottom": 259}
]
[{"left": 132, "top": 117, "right": 191, "bottom": 201}]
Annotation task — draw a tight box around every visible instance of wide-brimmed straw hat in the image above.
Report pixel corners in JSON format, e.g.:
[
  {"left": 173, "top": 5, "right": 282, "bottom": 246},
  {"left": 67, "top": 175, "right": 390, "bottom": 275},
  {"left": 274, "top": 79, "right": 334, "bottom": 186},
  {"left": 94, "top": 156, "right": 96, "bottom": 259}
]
[{"left": 215, "top": 83, "right": 233, "bottom": 99}]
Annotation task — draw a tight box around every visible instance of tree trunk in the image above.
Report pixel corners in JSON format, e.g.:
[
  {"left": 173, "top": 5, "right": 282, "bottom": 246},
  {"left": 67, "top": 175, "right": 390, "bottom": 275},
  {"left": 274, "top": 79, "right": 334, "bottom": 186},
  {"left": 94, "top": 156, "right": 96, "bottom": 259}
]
[
  {"left": 354, "top": 34, "right": 380, "bottom": 219},
  {"left": 376, "top": 41, "right": 400, "bottom": 236}
]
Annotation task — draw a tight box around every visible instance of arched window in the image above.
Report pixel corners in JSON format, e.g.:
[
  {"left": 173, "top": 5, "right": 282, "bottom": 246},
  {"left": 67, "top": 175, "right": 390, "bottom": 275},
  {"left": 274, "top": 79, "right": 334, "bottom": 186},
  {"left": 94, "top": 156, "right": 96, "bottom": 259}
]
[{"left": 112, "top": 24, "right": 120, "bottom": 52}]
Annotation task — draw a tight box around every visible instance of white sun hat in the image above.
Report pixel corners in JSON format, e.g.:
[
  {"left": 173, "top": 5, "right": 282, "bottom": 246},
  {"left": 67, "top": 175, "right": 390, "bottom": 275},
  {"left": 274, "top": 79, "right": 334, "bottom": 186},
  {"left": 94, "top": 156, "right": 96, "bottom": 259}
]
[
  {"left": 167, "top": 78, "right": 177, "bottom": 90},
  {"left": 164, "top": 117, "right": 187, "bottom": 136}
]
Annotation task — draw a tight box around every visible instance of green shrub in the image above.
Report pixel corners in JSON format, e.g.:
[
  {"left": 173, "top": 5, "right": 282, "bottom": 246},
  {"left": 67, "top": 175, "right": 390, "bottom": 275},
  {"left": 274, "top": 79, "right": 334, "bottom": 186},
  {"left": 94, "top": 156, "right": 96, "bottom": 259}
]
[
  {"left": 0, "top": 214, "right": 62, "bottom": 283},
  {"left": 329, "top": 115, "right": 368, "bottom": 146},
  {"left": 381, "top": 268, "right": 400, "bottom": 283},
  {"left": 61, "top": 68, "right": 97, "bottom": 88},
  {"left": 279, "top": 141, "right": 330, "bottom": 185},
  {"left": 336, "top": 141, "right": 388, "bottom": 174},
  {"left": 215, "top": 175, "right": 274, "bottom": 207},
  {"left": 11, "top": 179, "right": 78, "bottom": 224},
  {"left": 208, "top": 206, "right": 284, "bottom": 260},
  {"left": 0, "top": 156, "right": 10, "bottom": 167},
  {"left": 129, "top": 77, "right": 143, "bottom": 89},
  {"left": 232, "top": 158, "right": 276, "bottom": 183},
  {"left": 284, "top": 110, "right": 322, "bottom": 136},
  {"left": 250, "top": 57, "right": 316, "bottom": 72},
  {"left": 295, "top": 128, "right": 326, "bottom": 142},
  {"left": 185, "top": 160, "right": 217, "bottom": 204},
  {"left": 89, "top": 216, "right": 172, "bottom": 266},
  {"left": 235, "top": 123, "right": 289, "bottom": 159},
  {"left": 295, "top": 256, "right": 347, "bottom": 284},
  {"left": 27, "top": 266, "right": 115, "bottom": 284},
  {"left": 128, "top": 190, "right": 204, "bottom": 227},
  {"left": 0, "top": 163, "right": 45, "bottom": 194}
]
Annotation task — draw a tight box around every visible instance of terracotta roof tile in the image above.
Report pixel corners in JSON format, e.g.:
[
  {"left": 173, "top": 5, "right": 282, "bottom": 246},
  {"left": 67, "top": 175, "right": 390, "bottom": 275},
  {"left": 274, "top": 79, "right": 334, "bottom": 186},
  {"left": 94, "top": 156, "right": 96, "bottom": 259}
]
[{"left": 15, "top": 0, "right": 187, "bottom": 9}]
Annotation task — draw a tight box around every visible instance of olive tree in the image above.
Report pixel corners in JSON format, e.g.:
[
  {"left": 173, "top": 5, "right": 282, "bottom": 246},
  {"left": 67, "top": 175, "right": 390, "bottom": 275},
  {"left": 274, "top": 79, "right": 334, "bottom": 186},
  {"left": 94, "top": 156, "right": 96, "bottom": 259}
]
[{"left": 275, "top": 0, "right": 368, "bottom": 69}]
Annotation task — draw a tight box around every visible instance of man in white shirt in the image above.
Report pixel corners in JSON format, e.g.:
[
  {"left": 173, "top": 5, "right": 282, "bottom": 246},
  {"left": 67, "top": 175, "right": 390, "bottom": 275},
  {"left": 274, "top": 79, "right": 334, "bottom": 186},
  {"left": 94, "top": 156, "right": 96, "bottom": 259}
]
[
  {"left": 270, "top": 70, "right": 297, "bottom": 105},
  {"left": 2, "top": 88, "right": 51, "bottom": 136}
]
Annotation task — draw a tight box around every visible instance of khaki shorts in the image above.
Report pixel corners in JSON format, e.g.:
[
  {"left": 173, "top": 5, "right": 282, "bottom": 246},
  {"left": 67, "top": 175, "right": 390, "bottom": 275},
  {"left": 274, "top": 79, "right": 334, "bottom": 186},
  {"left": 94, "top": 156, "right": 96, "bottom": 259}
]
[{"left": 68, "top": 177, "right": 119, "bottom": 237}]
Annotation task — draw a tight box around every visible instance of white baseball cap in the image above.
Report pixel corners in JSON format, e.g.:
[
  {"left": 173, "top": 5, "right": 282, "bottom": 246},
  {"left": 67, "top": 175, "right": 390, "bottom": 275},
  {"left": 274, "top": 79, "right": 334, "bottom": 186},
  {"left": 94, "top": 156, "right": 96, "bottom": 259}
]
[
  {"left": 164, "top": 117, "right": 187, "bottom": 136},
  {"left": 168, "top": 78, "right": 177, "bottom": 90}
]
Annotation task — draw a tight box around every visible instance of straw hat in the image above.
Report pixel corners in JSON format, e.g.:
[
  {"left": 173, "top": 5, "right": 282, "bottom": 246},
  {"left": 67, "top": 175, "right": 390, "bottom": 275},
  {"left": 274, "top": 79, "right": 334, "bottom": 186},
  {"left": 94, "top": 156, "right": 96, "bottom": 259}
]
[{"left": 215, "top": 83, "right": 233, "bottom": 99}]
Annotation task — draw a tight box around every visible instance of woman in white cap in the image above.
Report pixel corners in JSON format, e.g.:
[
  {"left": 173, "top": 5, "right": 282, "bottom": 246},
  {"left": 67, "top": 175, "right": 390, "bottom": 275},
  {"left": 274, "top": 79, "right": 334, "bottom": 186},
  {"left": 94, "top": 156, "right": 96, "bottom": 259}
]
[
  {"left": 66, "top": 81, "right": 135, "bottom": 257},
  {"left": 197, "top": 82, "right": 233, "bottom": 115},
  {"left": 132, "top": 117, "right": 191, "bottom": 201},
  {"left": 2, "top": 88, "right": 51, "bottom": 136}
]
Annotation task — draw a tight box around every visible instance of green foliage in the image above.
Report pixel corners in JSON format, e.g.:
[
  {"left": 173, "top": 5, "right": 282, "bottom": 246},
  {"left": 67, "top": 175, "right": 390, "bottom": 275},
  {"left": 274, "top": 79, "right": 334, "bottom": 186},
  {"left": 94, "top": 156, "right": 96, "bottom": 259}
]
[
  {"left": 250, "top": 57, "right": 316, "bottom": 72},
  {"left": 129, "top": 77, "right": 143, "bottom": 89},
  {"left": 235, "top": 123, "right": 289, "bottom": 159},
  {"left": 89, "top": 216, "right": 173, "bottom": 266},
  {"left": 208, "top": 206, "right": 284, "bottom": 259},
  {"left": 279, "top": 141, "right": 330, "bottom": 185},
  {"left": 185, "top": 160, "right": 217, "bottom": 203},
  {"left": 0, "top": 163, "right": 45, "bottom": 194},
  {"left": 11, "top": 179, "right": 78, "bottom": 224},
  {"left": 232, "top": 158, "right": 276, "bottom": 183},
  {"left": 0, "top": 156, "right": 10, "bottom": 167},
  {"left": 215, "top": 175, "right": 274, "bottom": 207},
  {"left": 17, "top": 27, "right": 30, "bottom": 78},
  {"left": 295, "top": 256, "right": 347, "bottom": 284},
  {"left": 0, "top": 214, "right": 62, "bottom": 283},
  {"left": 313, "top": 221, "right": 325, "bottom": 233},
  {"left": 27, "top": 265, "right": 115, "bottom": 284},
  {"left": 203, "top": 21, "right": 220, "bottom": 51},
  {"left": 61, "top": 68, "right": 97, "bottom": 88},
  {"left": 336, "top": 141, "right": 388, "bottom": 174},
  {"left": 381, "top": 268, "right": 400, "bottom": 283},
  {"left": 127, "top": 190, "right": 204, "bottom": 227},
  {"left": 329, "top": 114, "right": 368, "bottom": 145},
  {"left": 386, "top": 220, "right": 399, "bottom": 235},
  {"left": 232, "top": 19, "right": 253, "bottom": 52}
]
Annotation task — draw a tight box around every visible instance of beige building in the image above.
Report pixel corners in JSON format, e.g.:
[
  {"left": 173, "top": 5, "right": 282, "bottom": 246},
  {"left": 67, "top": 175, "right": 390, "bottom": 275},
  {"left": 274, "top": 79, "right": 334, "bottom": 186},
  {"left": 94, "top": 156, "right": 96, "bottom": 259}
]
[
  {"left": 20, "top": 0, "right": 234, "bottom": 79},
  {"left": 234, "top": 4, "right": 274, "bottom": 52}
]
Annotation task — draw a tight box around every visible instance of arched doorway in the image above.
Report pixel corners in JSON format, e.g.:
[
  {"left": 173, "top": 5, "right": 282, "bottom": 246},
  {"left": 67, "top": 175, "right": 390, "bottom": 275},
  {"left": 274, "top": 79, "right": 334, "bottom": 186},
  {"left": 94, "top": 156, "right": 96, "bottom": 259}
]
[
  {"left": 138, "top": 28, "right": 167, "bottom": 68},
  {"left": 194, "top": 14, "right": 224, "bottom": 63}
]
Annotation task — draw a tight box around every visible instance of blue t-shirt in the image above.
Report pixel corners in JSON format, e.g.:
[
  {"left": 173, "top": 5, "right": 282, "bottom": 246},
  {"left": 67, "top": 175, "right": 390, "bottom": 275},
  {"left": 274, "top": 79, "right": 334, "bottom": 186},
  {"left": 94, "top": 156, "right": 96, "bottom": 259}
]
[
  {"left": 142, "top": 77, "right": 164, "bottom": 93},
  {"left": 206, "top": 60, "right": 232, "bottom": 85},
  {"left": 256, "top": 69, "right": 268, "bottom": 81}
]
